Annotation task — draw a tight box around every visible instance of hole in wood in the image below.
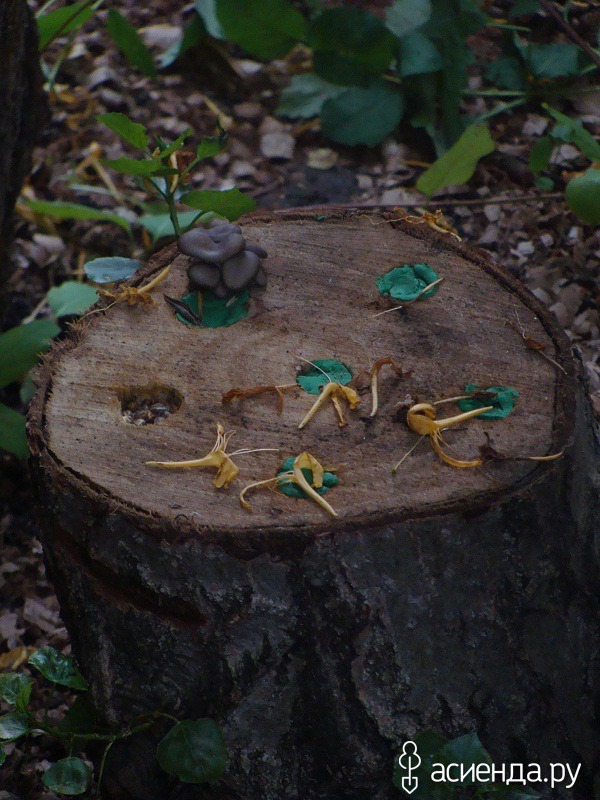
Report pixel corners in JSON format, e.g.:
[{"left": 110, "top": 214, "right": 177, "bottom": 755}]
[{"left": 117, "top": 384, "right": 183, "bottom": 427}]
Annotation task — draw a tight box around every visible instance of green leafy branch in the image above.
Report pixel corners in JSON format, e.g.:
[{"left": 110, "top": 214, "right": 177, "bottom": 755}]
[{"left": 0, "top": 647, "right": 227, "bottom": 796}]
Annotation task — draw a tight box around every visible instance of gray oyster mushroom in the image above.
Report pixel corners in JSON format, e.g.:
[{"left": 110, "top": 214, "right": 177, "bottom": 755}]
[{"left": 179, "top": 222, "right": 268, "bottom": 297}]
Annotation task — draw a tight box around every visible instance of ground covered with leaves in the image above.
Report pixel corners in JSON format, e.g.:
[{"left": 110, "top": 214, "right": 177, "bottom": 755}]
[{"left": 1, "top": 0, "right": 599, "bottom": 797}]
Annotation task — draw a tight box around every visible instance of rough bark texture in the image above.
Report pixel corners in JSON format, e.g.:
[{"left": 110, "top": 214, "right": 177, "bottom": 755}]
[
  {"left": 27, "top": 210, "right": 600, "bottom": 800},
  {"left": 0, "top": 0, "right": 47, "bottom": 288}
]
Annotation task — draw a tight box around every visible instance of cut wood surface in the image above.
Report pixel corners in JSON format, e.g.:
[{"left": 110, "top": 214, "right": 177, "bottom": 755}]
[
  {"left": 42, "top": 211, "right": 564, "bottom": 532},
  {"left": 28, "top": 209, "right": 600, "bottom": 800}
]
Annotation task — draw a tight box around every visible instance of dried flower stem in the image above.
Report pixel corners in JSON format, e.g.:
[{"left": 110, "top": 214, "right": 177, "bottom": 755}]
[{"left": 373, "top": 278, "right": 444, "bottom": 317}]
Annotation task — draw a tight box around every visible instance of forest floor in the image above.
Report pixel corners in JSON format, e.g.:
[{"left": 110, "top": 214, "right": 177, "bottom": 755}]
[{"left": 1, "top": 1, "right": 599, "bottom": 798}]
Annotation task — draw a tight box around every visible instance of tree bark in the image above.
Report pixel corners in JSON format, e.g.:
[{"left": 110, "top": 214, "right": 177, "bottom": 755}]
[
  {"left": 0, "top": 0, "right": 47, "bottom": 289},
  {"left": 27, "top": 209, "right": 600, "bottom": 799}
]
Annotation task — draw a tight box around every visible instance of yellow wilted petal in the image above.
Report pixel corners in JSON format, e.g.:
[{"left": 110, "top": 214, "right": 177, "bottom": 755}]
[
  {"left": 213, "top": 453, "right": 239, "bottom": 488},
  {"left": 295, "top": 451, "right": 324, "bottom": 489}
]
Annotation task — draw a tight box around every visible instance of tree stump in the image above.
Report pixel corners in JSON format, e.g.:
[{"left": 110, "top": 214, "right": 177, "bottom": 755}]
[
  {"left": 28, "top": 209, "right": 600, "bottom": 800},
  {"left": 0, "top": 0, "right": 47, "bottom": 287}
]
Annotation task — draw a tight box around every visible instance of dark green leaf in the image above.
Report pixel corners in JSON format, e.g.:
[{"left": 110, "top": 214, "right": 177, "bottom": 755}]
[
  {"left": 527, "top": 42, "right": 579, "bottom": 79},
  {"left": 47, "top": 282, "right": 98, "bottom": 318},
  {"left": 393, "top": 729, "right": 450, "bottom": 800},
  {"left": 194, "top": 0, "right": 225, "bottom": 38},
  {"left": 534, "top": 175, "right": 554, "bottom": 191},
  {"left": 37, "top": 1, "right": 94, "bottom": 50},
  {"left": 106, "top": 9, "right": 157, "bottom": 78},
  {"left": 216, "top": 0, "right": 308, "bottom": 60},
  {"left": 22, "top": 199, "right": 131, "bottom": 233},
  {"left": 156, "top": 719, "right": 227, "bottom": 784},
  {"left": 0, "top": 711, "right": 31, "bottom": 741},
  {"left": 158, "top": 130, "right": 193, "bottom": 161},
  {"left": 399, "top": 31, "right": 442, "bottom": 77},
  {"left": 376, "top": 264, "right": 440, "bottom": 301},
  {"left": 457, "top": 384, "right": 519, "bottom": 419},
  {"left": 43, "top": 757, "right": 91, "bottom": 795},
  {"left": 543, "top": 105, "right": 600, "bottom": 161},
  {"left": 179, "top": 290, "right": 249, "bottom": 328},
  {"left": 180, "top": 188, "right": 255, "bottom": 220},
  {"left": 139, "top": 211, "right": 210, "bottom": 242},
  {"left": 509, "top": 0, "right": 539, "bottom": 18},
  {"left": 0, "top": 674, "right": 33, "bottom": 709},
  {"left": 97, "top": 112, "right": 149, "bottom": 151},
  {"left": 159, "top": 15, "right": 206, "bottom": 68},
  {"left": 417, "top": 123, "right": 495, "bottom": 197},
  {"left": 276, "top": 73, "right": 345, "bottom": 118},
  {"left": 0, "top": 319, "right": 60, "bottom": 389},
  {"left": 566, "top": 168, "right": 600, "bottom": 225},
  {"left": 321, "top": 81, "right": 404, "bottom": 146},
  {"left": 296, "top": 359, "right": 353, "bottom": 395},
  {"left": 84, "top": 257, "right": 142, "bottom": 284},
  {"left": 53, "top": 696, "right": 97, "bottom": 739},
  {"left": 196, "top": 134, "right": 228, "bottom": 159},
  {"left": 436, "top": 732, "right": 491, "bottom": 779},
  {"left": 486, "top": 55, "right": 526, "bottom": 91},
  {"left": 277, "top": 457, "right": 338, "bottom": 498},
  {"left": 311, "top": 8, "right": 396, "bottom": 85},
  {"left": 385, "top": 0, "right": 432, "bottom": 38},
  {"left": 528, "top": 136, "right": 554, "bottom": 174},
  {"left": 28, "top": 647, "right": 89, "bottom": 691},
  {"left": 0, "top": 405, "right": 28, "bottom": 460},
  {"left": 102, "top": 157, "right": 170, "bottom": 177}
]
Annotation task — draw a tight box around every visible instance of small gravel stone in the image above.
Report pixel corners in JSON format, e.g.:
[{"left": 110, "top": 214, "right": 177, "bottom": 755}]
[
  {"left": 483, "top": 204, "right": 501, "bottom": 222},
  {"left": 260, "top": 132, "right": 295, "bottom": 161},
  {"left": 234, "top": 101, "right": 263, "bottom": 120}
]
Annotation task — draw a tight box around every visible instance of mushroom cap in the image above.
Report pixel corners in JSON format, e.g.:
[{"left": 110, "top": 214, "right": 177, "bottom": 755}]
[
  {"left": 213, "top": 280, "right": 230, "bottom": 299},
  {"left": 245, "top": 242, "right": 268, "bottom": 259},
  {"left": 188, "top": 262, "right": 221, "bottom": 290},
  {"left": 222, "top": 250, "right": 261, "bottom": 291},
  {"left": 178, "top": 227, "right": 246, "bottom": 264},
  {"left": 208, "top": 222, "right": 243, "bottom": 239},
  {"left": 254, "top": 266, "right": 268, "bottom": 287}
]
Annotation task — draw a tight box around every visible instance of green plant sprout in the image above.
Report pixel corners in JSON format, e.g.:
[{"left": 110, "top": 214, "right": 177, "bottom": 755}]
[{"left": 0, "top": 647, "right": 227, "bottom": 796}]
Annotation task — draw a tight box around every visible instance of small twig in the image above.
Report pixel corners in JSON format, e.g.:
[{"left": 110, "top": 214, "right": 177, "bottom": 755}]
[
  {"left": 372, "top": 277, "right": 444, "bottom": 318},
  {"left": 507, "top": 320, "right": 567, "bottom": 374},
  {"left": 538, "top": 0, "right": 600, "bottom": 72}
]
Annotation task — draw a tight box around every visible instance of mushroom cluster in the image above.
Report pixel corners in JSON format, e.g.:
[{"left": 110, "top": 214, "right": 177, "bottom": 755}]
[{"left": 178, "top": 220, "right": 268, "bottom": 298}]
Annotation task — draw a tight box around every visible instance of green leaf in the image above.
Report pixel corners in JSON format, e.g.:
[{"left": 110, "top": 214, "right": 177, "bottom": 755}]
[
  {"left": 106, "top": 9, "right": 157, "bottom": 78},
  {"left": 0, "top": 319, "right": 60, "bottom": 389},
  {"left": 417, "top": 123, "right": 494, "bottom": 197},
  {"left": 276, "top": 73, "right": 345, "bottom": 118},
  {"left": 0, "top": 674, "right": 33, "bottom": 709},
  {"left": 376, "top": 263, "right": 440, "bottom": 301},
  {"left": 527, "top": 42, "right": 580, "bottom": 79},
  {"left": 28, "top": 648, "right": 89, "bottom": 691},
  {"left": 311, "top": 7, "right": 396, "bottom": 85},
  {"left": 179, "top": 290, "right": 249, "bottom": 328},
  {"left": 84, "top": 257, "right": 142, "bottom": 284},
  {"left": 0, "top": 405, "right": 28, "bottom": 460},
  {"left": 0, "top": 711, "right": 31, "bottom": 741},
  {"left": 159, "top": 15, "right": 206, "bottom": 69},
  {"left": 566, "top": 168, "right": 600, "bottom": 225},
  {"left": 486, "top": 55, "right": 526, "bottom": 91},
  {"left": 277, "top": 457, "right": 338, "bottom": 499},
  {"left": 37, "top": 1, "right": 95, "bottom": 50},
  {"left": 47, "top": 282, "right": 98, "bottom": 317},
  {"left": 158, "top": 130, "right": 193, "bottom": 161},
  {"left": 528, "top": 135, "right": 554, "bottom": 174},
  {"left": 196, "top": 135, "right": 227, "bottom": 160},
  {"left": 399, "top": 31, "right": 442, "bottom": 77},
  {"left": 22, "top": 199, "right": 131, "bottom": 233},
  {"left": 102, "top": 157, "right": 169, "bottom": 177},
  {"left": 385, "top": 0, "right": 432, "bottom": 38},
  {"left": 42, "top": 757, "right": 91, "bottom": 795},
  {"left": 97, "top": 112, "right": 149, "bottom": 151},
  {"left": 457, "top": 384, "right": 519, "bottom": 419},
  {"left": 509, "top": 0, "right": 539, "bottom": 17},
  {"left": 543, "top": 105, "right": 600, "bottom": 162},
  {"left": 194, "top": 0, "right": 225, "bottom": 39},
  {"left": 180, "top": 188, "right": 255, "bottom": 220},
  {"left": 393, "top": 729, "right": 450, "bottom": 800},
  {"left": 216, "top": 0, "right": 308, "bottom": 60},
  {"left": 53, "top": 696, "right": 97, "bottom": 739},
  {"left": 139, "top": 211, "right": 205, "bottom": 242},
  {"left": 156, "top": 719, "right": 227, "bottom": 784},
  {"left": 321, "top": 81, "right": 404, "bottom": 146},
  {"left": 296, "top": 359, "right": 353, "bottom": 395}
]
